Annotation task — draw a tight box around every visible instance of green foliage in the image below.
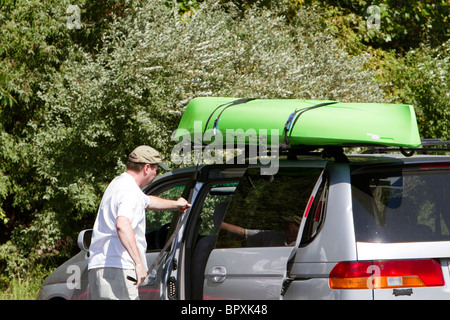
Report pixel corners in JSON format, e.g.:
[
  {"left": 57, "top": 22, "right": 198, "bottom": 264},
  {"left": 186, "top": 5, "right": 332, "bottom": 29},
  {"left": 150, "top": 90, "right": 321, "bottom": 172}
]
[
  {"left": 290, "top": 0, "right": 450, "bottom": 51},
  {"left": 0, "top": 271, "right": 48, "bottom": 299},
  {"left": 367, "top": 0, "right": 450, "bottom": 50},
  {"left": 0, "top": 0, "right": 138, "bottom": 279},
  {"left": 380, "top": 40, "right": 450, "bottom": 140}
]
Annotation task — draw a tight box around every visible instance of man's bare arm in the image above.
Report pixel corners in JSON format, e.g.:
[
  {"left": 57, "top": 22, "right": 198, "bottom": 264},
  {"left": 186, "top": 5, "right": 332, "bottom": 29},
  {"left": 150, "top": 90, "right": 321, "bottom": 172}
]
[
  {"left": 220, "top": 221, "right": 245, "bottom": 237},
  {"left": 116, "top": 216, "right": 147, "bottom": 286},
  {"left": 146, "top": 196, "right": 190, "bottom": 211}
]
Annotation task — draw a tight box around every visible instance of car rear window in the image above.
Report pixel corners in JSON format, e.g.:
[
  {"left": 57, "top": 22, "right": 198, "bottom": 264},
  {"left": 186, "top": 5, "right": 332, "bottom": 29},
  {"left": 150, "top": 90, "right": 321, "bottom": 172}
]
[{"left": 351, "top": 165, "right": 450, "bottom": 243}]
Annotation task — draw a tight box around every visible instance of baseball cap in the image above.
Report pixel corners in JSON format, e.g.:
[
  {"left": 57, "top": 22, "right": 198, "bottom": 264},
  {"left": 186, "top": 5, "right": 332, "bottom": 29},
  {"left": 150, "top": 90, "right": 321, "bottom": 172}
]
[{"left": 128, "top": 145, "right": 170, "bottom": 171}]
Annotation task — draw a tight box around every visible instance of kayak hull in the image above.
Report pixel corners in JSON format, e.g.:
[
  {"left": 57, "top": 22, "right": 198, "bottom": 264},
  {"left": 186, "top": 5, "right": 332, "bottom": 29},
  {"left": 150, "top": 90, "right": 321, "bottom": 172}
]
[{"left": 174, "top": 97, "right": 421, "bottom": 148}]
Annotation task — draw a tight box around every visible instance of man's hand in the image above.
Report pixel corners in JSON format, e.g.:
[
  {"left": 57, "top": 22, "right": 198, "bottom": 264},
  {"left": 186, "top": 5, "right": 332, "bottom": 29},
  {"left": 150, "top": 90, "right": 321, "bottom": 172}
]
[
  {"left": 175, "top": 197, "right": 191, "bottom": 212},
  {"left": 134, "top": 262, "right": 147, "bottom": 286}
]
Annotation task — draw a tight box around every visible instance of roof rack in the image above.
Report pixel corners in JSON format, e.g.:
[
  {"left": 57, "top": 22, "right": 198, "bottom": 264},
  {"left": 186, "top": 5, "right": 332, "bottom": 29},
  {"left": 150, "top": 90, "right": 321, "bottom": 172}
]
[
  {"left": 184, "top": 139, "right": 448, "bottom": 168},
  {"left": 362, "top": 139, "right": 450, "bottom": 156}
]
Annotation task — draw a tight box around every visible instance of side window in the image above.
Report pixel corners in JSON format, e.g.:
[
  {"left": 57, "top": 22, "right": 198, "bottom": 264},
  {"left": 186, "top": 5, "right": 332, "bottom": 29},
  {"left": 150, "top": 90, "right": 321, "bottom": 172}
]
[
  {"left": 352, "top": 168, "right": 450, "bottom": 243},
  {"left": 145, "top": 183, "right": 186, "bottom": 251},
  {"left": 196, "top": 183, "right": 237, "bottom": 237},
  {"left": 216, "top": 167, "right": 323, "bottom": 248}
]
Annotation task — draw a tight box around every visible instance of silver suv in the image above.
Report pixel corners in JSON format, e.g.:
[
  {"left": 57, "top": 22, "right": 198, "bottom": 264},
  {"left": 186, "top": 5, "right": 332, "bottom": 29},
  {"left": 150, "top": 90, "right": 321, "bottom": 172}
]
[{"left": 38, "top": 145, "right": 450, "bottom": 300}]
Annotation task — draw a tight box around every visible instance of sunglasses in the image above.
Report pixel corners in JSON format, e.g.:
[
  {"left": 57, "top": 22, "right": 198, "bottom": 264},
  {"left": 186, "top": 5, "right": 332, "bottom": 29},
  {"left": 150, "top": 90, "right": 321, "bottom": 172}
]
[{"left": 148, "top": 163, "right": 160, "bottom": 175}]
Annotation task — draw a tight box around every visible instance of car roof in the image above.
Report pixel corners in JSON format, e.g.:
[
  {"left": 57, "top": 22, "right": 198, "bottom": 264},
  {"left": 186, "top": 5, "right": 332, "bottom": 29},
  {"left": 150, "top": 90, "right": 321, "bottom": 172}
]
[{"left": 152, "top": 152, "right": 450, "bottom": 185}]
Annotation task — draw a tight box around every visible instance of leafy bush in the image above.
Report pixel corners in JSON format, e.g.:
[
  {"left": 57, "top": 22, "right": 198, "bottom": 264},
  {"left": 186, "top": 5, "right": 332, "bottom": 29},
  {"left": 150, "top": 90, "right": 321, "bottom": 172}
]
[
  {"left": 380, "top": 40, "right": 450, "bottom": 140},
  {"left": 0, "top": 0, "right": 139, "bottom": 279},
  {"left": 291, "top": 0, "right": 450, "bottom": 51}
]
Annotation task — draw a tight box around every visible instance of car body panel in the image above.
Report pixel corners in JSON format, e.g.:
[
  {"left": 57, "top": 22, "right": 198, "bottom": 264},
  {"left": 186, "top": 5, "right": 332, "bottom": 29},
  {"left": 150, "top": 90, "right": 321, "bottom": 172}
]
[
  {"left": 203, "top": 247, "right": 294, "bottom": 300},
  {"left": 357, "top": 242, "right": 450, "bottom": 261},
  {"left": 283, "top": 279, "right": 373, "bottom": 300}
]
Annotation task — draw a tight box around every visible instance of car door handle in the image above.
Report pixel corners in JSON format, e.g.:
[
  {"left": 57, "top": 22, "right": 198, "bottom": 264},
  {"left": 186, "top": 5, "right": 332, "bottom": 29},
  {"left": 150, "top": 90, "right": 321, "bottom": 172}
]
[
  {"left": 207, "top": 266, "right": 227, "bottom": 283},
  {"left": 146, "top": 269, "right": 157, "bottom": 285}
]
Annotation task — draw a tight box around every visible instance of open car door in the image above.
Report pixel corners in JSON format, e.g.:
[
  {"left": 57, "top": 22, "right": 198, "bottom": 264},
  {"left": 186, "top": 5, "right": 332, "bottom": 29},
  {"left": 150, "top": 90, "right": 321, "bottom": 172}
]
[
  {"left": 202, "top": 165, "right": 326, "bottom": 300},
  {"left": 138, "top": 168, "right": 199, "bottom": 300}
]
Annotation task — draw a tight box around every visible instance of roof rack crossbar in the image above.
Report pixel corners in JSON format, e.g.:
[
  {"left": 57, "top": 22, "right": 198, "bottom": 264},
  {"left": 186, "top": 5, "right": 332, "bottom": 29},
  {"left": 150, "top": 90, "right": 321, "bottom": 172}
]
[{"left": 363, "top": 139, "right": 450, "bottom": 156}]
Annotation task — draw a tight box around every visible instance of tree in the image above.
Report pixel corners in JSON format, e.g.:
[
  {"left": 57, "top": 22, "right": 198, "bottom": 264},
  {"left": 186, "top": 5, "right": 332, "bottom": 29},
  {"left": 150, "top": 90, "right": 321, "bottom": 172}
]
[
  {"left": 288, "top": 0, "right": 450, "bottom": 52},
  {"left": 0, "top": 0, "right": 139, "bottom": 278},
  {"left": 381, "top": 40, "right": 450, "bottom": 140}
]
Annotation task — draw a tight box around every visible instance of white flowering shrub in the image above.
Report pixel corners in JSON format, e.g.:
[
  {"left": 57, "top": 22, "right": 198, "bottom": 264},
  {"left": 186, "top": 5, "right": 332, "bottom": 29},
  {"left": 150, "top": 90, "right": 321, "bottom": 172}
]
[{"left": 41, "top": 0, "right": 386, "bottom": 155}]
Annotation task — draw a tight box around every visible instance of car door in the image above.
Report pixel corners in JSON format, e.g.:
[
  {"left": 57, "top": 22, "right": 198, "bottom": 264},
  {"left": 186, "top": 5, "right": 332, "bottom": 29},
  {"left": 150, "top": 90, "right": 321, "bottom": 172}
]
[
  {"left": 203, "top": 164, "right": 326, "bottom": 300},
  {"left": 138, "top": 171, "right": 192, "bottom": 300}
]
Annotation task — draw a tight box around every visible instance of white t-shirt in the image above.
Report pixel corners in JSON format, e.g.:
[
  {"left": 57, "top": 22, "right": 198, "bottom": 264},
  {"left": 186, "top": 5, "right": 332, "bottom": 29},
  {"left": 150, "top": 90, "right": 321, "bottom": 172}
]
[{"left": 88, "top": 172, "right": 150, "bottom": 271}]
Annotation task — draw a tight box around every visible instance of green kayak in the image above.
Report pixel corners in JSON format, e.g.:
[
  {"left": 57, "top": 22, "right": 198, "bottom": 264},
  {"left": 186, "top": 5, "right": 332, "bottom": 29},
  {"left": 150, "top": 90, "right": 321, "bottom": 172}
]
[{"left": 174, "top": 97, "right": 421, "bottom": 148}]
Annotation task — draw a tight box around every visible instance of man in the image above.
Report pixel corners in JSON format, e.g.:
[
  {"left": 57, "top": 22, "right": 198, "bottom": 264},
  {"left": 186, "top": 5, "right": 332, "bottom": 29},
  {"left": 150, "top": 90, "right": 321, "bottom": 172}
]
[{"left": 88, "top": 145, "right": 190, "bottom": 300}]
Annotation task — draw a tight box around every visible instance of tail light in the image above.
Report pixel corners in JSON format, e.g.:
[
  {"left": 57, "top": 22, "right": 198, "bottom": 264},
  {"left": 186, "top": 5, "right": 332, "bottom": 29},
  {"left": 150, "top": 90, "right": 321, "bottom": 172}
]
[
  {"left": 329, "top": 259, "right": 444, "bottom": 290},
  {"left": 419, "top": 163, "right": 450, "bottom": 170}
]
